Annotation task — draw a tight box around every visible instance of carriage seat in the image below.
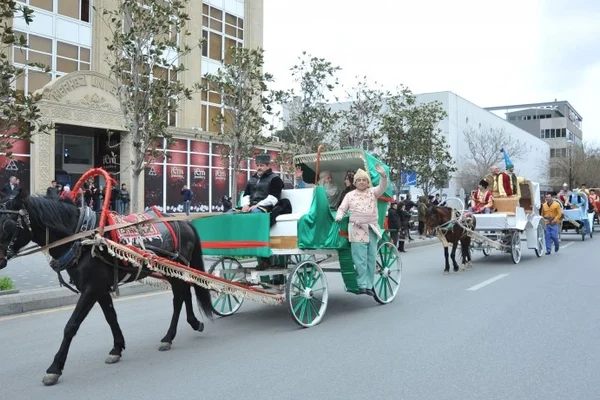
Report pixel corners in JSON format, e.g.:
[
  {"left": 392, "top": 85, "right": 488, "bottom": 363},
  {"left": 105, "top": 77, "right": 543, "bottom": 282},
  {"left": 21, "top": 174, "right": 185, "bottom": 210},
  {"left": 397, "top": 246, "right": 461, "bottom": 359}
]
[
  {"left": 275, "top": 188, "right": 314, "bottom": 222},
  {"left": 493, "top": 197, "right": 519, "bottom": 216}
]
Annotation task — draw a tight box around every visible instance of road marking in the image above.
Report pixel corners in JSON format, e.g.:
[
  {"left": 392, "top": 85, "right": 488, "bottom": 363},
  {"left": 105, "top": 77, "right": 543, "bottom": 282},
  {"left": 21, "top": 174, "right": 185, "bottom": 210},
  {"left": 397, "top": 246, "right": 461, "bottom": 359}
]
[
  {"left": 0, "top": 290, "right": 170, "bottom": 323},
  {"left": 466, "top": 273, "right": 509, "bottom": 291},
  {"left": 559, "top": 243, "right": 573, "bottom": 250}
]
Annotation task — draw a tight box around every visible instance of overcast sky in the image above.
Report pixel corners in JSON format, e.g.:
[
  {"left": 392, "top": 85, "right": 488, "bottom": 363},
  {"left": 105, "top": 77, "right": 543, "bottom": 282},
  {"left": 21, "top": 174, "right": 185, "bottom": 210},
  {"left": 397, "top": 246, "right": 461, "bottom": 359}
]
[{"left": 263, "top": 0, "right": 600, "bottom": 141}]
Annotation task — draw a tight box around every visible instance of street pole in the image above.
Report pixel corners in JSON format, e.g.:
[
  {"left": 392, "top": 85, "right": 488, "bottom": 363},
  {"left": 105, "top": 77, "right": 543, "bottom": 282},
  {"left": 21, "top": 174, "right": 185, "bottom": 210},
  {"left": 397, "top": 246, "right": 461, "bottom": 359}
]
[{"left": 568, "top": 140, "right": 573, "bottom": 189}]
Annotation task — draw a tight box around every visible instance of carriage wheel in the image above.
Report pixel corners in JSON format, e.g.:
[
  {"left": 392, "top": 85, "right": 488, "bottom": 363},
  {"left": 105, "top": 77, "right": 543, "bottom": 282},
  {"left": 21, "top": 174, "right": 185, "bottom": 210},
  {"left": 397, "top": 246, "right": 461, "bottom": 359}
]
[
  {"left": 373, "top": 242, "right": 402, "bottom": 305},
  {"left": 208, "top": 257, "right": 245, "bottom": 317},
  {"left": 285, "top": 260, "right": 329, "bottom": 328},
  {"left": 291, "top": 254, "right": 317, "bottom": 265},
  {"left": 510, "top": 231, "right": 522, "bottom": 264},
  {"left": 482, "top": 246, "right": 491, "bottom": 257},
  {"left": 534, "top": 223, "right": 546, "bottom": 258}
]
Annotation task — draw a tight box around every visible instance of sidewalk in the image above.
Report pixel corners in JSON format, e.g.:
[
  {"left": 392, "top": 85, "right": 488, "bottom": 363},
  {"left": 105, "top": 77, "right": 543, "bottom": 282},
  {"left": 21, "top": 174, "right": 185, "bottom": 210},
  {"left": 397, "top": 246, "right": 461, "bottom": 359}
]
[{"left": 0, "top": 237, "right": 438, "bottom": 317}]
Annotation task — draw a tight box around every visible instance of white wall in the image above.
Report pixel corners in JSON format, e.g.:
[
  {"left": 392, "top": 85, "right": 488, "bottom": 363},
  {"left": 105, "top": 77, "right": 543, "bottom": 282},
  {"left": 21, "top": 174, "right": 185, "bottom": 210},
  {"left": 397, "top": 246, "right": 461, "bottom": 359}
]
[{"left": 419, "top": 92, "right": 549, "bottom": 196}]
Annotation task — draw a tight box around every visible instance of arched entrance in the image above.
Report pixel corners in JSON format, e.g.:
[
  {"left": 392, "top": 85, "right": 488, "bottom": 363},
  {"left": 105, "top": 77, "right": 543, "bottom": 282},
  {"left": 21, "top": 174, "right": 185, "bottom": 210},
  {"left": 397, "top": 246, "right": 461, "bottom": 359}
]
[{"left": 32, "top": 71, "right": 132, "bottom": 199}]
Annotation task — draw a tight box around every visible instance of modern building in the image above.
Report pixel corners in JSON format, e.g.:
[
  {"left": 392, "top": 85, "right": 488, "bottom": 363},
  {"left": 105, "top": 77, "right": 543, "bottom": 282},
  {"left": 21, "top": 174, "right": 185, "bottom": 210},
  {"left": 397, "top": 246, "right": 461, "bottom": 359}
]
[
  {"left": 484, "top": 101, "right": 583, "bottom": 156},
  {"left": 5, "top": 0, "right": 274, "bottom": 212},
  {"left": 327, "top": 91, "right": 551, "bottom": 197}
]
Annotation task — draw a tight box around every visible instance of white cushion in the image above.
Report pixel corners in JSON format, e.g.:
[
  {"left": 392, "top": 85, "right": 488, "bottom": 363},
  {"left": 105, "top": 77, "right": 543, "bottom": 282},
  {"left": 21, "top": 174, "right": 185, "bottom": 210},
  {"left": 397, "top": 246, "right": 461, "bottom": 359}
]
[{"left": 280, "top": 188, "right": 314, "bottom": 216}]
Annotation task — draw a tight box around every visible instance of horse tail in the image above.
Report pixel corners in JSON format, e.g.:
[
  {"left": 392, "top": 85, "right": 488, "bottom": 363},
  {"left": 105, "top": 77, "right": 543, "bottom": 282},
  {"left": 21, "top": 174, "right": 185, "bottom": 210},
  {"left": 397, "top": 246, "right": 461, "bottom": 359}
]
[{"left": 189, "top": 225, "right": 214, "bottom": 320}]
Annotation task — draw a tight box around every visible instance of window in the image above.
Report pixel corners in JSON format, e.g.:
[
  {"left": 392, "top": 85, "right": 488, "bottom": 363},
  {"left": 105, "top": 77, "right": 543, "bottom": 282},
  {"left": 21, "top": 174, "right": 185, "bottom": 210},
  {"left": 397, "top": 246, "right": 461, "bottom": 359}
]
[
  {"left": 63, "top": 135, "right": 93, "bottom": 165},
  {"left": 551, "top": 129, "right": 555, "bottom": 138},
  {"left": 540, "top": 130, "right": 544, "bottom": 139},
  {"left": 202, "top": 4, "right": 244, "bottom": 63},
  {"left": 58, "top": 0, "right": 90, "bottom": 22},
  {"left": 12, "top": 32, "right": 91, "bottom": 92}
]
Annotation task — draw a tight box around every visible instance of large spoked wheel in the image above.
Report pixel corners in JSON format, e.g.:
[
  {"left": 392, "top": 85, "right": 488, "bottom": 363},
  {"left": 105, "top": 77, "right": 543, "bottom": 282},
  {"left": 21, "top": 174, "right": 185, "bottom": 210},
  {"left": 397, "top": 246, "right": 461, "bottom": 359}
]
[
  {"left": 534, "top": 223, "right": 546, "bottom": 258},
  {"left": 373, "top": 242, "right": 402, "bottom": 304},
  {"left": 482, "top": 246, "right": 491, "bottom": 257},
  {"left": 208, "top": 257, "right": 245, "bottom": 317},
  {"left": 285, "top": 261, "right": 328, "bottom": 328},
  {"left": 510, "top": 231, "right": 522, "bottom": 264}
]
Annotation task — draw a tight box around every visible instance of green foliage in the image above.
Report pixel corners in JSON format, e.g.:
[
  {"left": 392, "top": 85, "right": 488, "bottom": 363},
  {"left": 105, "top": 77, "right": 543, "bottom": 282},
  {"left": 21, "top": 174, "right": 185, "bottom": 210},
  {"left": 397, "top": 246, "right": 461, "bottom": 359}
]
[
  {"left": 0, "top": 1, "right": 53, "bottom": 153},
  {"left": 376, "top": 87, "right": 455, "bottom": 195},
  {"left": 336, "top": 78, "right": 386, "bottom": 151},
  {"left": 203, "top": 47, "right": 276, "bottom": 204},
  {"left": 275, "top": 52, "right": 341, "bottom": 158},
  {"left": 97, "top": 0, "right": 202, "bottom": 211},
  {"left": 0, "top": 276, "right": 15, "bottom": 291}
]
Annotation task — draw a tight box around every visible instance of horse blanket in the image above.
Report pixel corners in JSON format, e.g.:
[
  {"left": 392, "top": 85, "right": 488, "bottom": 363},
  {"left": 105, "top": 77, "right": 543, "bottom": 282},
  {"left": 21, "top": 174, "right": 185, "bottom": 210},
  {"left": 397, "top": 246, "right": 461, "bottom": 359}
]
[{"left": 106, "top": 207, "right": 180, "bottom": 255}]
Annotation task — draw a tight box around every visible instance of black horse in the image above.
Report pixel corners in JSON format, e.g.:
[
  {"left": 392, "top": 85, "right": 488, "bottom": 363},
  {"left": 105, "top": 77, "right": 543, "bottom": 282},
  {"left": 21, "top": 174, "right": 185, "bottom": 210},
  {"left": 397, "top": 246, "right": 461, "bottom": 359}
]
[
  {"left": 0, "top": 190, "right": 213, "bottom": 386},
  {"left": 424, "top": 205, "right": 475, "bottom": 274}
]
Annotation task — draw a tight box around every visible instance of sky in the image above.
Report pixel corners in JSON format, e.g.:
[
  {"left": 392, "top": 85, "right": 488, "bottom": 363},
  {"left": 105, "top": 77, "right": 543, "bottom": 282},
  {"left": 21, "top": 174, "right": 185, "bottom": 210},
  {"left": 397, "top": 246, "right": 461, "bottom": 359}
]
[{"left": 262, "top": 0, "right": 600, "bottom": 141}]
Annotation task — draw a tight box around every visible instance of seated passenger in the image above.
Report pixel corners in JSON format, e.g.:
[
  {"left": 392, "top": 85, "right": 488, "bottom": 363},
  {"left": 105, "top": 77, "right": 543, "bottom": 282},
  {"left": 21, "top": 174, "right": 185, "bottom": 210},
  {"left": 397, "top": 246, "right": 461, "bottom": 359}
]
[
  {"left": 231, "top": 153, "right": 284, "bottom": 213},
  {"left": 335, "top": 170, "right": 356, "bottom": 209},
  {"left": 295, "top": 168, "right": 341, "bottom": 208},
  {"left": 468, "top": 180, "right": 493, "bottom": 214}
]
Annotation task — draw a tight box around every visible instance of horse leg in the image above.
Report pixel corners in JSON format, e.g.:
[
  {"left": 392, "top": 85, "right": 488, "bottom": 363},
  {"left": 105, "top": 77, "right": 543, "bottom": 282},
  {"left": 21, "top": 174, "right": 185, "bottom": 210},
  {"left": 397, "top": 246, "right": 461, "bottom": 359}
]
[
  {"left": 97, "top": 292, "right": 126, "bottom": 365},
  {"left": 159, "top": 280, "right": 185, "bottom": 351},
  {"left": 43, "top": 288, "right": 98, "bottom": 386},
  {"left": 443, "top": 247, "right": 450, "bottom": 274},
  {"left": 182, "top": 284, "right": 204, "bottom": 333},
  {"left": 465, "top": 238, "right": 473, "bottom": 268},
  {"left": 451, "top": 242, "right": 460, "bottom": 272}
]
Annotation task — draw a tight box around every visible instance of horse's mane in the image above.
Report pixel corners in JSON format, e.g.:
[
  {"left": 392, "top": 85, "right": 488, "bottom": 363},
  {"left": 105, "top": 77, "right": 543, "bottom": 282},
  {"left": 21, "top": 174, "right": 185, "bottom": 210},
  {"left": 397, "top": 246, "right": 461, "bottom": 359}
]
[{"left": 24, "top": 195, "right": 79, "bottom": 236}]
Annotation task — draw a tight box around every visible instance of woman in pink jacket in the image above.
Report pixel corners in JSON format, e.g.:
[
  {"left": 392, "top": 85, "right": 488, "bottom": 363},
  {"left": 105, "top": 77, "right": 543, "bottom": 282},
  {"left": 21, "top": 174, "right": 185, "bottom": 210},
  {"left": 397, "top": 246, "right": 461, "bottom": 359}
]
[{"left": 335, "top": 164, "right": 388, "bottom": 296}]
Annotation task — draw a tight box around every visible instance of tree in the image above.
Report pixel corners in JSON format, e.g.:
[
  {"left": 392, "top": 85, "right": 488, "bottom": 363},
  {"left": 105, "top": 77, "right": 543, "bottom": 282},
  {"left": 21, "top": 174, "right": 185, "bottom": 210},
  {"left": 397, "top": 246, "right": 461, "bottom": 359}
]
[
  {"left": 0, "top": 2, "right": 52, "bottom": 154},
  {"left": 376, "top": 86, "right": 454, "bottom": 196},
  {"left": 335, "top": 78, "right": 386, "bottom": 151},
  {"left": 203, "top": 46, "right": 276, "bottom": 205},
  {"left": 96, "top": 0, "right": 202, "bottom": 211},
  {"left": 550, "top": 142, "right": 600, "bottom": 189},
  {"left": 459, "top": 127, "right": 528, "bottom": 190},
  {"left": 276, "top": 52, "right": 341, "bottom": 157}
]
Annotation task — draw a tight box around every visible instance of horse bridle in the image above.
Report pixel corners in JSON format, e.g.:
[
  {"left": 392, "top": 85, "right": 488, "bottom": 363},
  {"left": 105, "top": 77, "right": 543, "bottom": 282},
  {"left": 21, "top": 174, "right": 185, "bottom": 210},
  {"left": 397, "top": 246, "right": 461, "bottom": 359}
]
[{"left": 0, "top": 206, "right": 32, "bottom": 260}]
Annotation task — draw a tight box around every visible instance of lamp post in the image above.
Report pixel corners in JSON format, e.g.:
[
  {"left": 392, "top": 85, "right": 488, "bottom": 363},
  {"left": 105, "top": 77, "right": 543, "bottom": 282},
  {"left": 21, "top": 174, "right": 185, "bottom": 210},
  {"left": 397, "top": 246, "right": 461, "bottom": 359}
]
[{"left": 567, "top": 131, "right": 573, "bottom": 189}]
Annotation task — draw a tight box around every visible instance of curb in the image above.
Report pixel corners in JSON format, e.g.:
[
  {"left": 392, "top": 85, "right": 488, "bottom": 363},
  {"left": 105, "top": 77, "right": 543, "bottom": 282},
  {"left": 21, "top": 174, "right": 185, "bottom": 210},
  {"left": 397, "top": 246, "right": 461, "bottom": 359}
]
[{"left": 0, "top": 282, "right": 161, "bottom": 317}]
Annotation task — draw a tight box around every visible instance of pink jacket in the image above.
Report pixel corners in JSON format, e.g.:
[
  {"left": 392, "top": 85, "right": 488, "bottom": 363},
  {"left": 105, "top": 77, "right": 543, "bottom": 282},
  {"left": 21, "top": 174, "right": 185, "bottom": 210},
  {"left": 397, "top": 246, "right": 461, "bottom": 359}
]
[{"left": 335, "top": 177, "right": 388, "bottom": 243}]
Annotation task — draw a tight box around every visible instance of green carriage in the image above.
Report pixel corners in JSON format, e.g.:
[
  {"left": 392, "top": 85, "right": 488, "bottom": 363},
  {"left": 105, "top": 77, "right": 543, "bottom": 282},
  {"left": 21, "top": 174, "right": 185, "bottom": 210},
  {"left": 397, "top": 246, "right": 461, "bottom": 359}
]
[{"left": 192, "top": 149, "right": 403, "bottom": 327}]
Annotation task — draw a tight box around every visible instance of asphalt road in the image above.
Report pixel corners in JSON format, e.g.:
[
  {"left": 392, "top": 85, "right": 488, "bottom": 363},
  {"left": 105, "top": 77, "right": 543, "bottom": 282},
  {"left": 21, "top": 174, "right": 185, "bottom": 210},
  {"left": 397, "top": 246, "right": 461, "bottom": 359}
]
[{"left": 2, "top": 235, "right": 599, "bottom": 400}]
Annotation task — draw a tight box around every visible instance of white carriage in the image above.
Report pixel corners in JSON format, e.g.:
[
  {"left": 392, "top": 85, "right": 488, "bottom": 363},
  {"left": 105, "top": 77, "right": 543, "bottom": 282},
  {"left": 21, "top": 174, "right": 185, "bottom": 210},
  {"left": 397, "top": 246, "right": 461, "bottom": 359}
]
[
  {"left": 445, "top": 180, "right": 546, "bottom": 264},
  {"left": 560, "top": 191, "right": 594, "bottom": 241}
]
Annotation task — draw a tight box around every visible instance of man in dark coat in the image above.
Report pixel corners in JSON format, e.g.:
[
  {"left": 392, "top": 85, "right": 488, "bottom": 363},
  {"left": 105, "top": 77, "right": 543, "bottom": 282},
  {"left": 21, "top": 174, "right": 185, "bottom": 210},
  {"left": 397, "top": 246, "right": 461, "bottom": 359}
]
[{"left": 235, "top": 153, "right": 284, "bottom": 213}]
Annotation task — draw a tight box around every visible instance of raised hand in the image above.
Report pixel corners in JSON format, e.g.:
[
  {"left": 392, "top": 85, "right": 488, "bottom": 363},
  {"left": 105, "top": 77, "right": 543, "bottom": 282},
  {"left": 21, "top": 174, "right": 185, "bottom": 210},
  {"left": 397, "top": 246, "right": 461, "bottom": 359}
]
[{"left": 375, "top": 163, "right": 386, "bottom": 176}]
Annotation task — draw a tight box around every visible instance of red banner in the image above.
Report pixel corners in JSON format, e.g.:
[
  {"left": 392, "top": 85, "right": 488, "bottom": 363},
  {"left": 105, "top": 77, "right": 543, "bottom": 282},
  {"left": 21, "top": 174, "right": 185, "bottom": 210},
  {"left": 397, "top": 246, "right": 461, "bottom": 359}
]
[
  {"left": 191, "top": 166, "right": 209, "bottom": 212},
  {"left": 190, "top": 152, "right": 209, "bottom": 166},
  {"left": 165, "top": 164, "right": 188, "bottom": 212},
  {"left": 211, "top": 168, "right": 229, "bottom": 211},
  {"left": 190, "top": 139, "right": 209, "bottom": 154},
  {"left": 144, "top": 163, "right": 164, "bottom": 210},
  {"left": 0, "top": 155, "right": 30, "bottom": 194},
  {"left": 167, "top": 138, "right": 188, "bottom": 152}
]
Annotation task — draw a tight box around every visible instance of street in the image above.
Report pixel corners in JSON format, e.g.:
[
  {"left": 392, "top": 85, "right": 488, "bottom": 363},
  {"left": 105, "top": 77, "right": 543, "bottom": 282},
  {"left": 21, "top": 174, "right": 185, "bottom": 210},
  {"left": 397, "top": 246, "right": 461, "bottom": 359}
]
[{"left": 1, "top": 235, "right": 599, "bottom": 400}]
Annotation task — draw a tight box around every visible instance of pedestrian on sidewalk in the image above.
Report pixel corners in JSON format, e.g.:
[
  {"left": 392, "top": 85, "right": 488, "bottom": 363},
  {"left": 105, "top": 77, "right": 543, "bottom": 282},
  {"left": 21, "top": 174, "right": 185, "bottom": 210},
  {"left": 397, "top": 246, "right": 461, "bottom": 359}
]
[
  {"left": 387, "top": 202, "right": 401, "bottom": 248},
  {"left": 541, "top": 192, "right": 562, "bottom": 255}
]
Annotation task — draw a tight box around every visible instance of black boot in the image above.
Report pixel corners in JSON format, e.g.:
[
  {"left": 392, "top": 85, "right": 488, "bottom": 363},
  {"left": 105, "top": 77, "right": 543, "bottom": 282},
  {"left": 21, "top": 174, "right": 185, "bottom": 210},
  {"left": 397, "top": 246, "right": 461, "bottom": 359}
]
[{"left": 398, "top": 240, "right": 406, "bottom": 253}]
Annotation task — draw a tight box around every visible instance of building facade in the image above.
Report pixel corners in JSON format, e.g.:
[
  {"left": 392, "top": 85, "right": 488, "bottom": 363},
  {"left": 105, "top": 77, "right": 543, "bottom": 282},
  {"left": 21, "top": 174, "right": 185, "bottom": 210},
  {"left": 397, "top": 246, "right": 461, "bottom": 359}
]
[
  {"left": 485, "top": 101, "right": 583, "bottom": 160},
  {"left": 328, "top": 91, "right": 551, "bottom": 197},
  {"left": 6, "top": 0, "right": 275, "bottom": 212}
]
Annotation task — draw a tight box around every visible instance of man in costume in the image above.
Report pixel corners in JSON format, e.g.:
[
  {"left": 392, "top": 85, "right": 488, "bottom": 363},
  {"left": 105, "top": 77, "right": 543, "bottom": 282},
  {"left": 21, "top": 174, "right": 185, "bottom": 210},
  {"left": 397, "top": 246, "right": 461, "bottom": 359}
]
[
  {"left": 236, "top": 153, "right": 285, "bottom": 213},
  {"left": 468, "top": 180, "right": 494, "bottom": 214},
  {"left": 499, "top": 149, "right": 521, "bottom": 198},
  {"left": 484, "top": 166, "right": 502, "bottom": 197},
  {"left": 557, "top": 183, "right": 571, "bottom": 207}
]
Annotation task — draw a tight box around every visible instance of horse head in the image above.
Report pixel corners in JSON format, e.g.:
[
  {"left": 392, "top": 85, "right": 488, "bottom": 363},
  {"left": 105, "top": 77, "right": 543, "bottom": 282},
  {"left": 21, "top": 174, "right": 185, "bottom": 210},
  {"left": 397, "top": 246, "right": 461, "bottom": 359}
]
[
  {"left": 0, "top": 189, "right": 32, "bottom": 269},
  {"left": 0, "top": 189, "right": 80, "bottom": 269},
  {"left": 424, "top": 205, "right": 453, "bottom": 231}
]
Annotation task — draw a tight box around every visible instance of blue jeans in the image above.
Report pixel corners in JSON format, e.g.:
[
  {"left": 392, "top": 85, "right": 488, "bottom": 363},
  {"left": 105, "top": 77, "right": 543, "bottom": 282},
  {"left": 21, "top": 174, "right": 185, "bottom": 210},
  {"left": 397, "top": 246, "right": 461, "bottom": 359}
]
[
  {"left": 184, "top": 200, "right": 190, "bottom": 216},
  {"left": 545, "top": 223, "right": 559, "bottom": 253},
  {"left": 226, "top": 207, "right": 265, "bottom": 214}
]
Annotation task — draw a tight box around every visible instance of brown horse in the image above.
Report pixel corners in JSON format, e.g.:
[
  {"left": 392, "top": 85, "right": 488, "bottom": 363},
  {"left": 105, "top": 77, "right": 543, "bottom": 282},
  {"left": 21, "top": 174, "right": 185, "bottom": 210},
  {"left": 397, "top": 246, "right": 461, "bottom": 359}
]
[{"left": 425, "top": 205, "right": 475, "bottom": 274}]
